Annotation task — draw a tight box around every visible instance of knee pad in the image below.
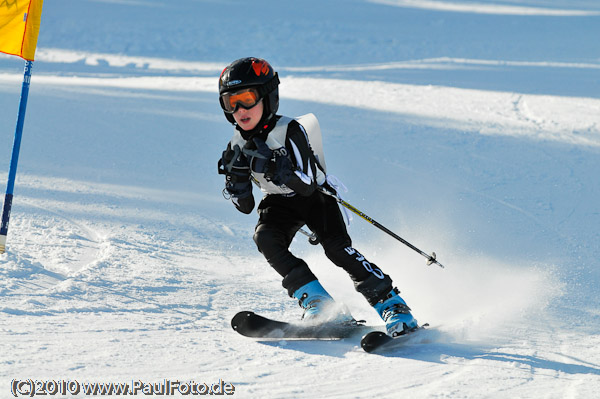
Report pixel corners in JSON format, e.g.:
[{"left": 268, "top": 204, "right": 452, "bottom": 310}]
[{"left": 253, "top": 225, "right": 287, "bottom": 257}]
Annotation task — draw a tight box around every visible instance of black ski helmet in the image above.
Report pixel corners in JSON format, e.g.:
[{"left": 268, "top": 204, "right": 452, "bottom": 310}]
[{"left": 219, "top": 57, "right": 280, "bottom": 124}]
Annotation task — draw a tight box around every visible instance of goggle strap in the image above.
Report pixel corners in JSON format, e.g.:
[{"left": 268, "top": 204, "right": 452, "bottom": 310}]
[{"left": 257, "top": 73, "right": 280, "bottom": 98}]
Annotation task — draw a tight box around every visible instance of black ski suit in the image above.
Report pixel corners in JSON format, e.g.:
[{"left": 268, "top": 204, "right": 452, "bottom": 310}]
[{"left": 222, "top": 114, "right": 393, "bottom": 305}]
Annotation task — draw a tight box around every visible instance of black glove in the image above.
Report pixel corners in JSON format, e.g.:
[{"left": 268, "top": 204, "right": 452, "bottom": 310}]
[
  {"left": 244, "top": 138, "right": 294, "bottom": 186},
  {"left": 218, "top": 143, "right": 252, "bottom": 198},
  {"left": 268, "top": 147, "right": 294, "bottom": 186},
  {"left": 244, "top": 137, "right": 273, "bottom": 175}
]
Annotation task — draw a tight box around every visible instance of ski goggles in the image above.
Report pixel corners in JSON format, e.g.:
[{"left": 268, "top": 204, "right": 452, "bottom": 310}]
[{"left": 220, "top": 88, "right": 261, "bottom": 114}]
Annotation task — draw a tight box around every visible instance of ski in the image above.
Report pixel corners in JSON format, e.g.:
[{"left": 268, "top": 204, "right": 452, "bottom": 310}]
[
  {"left": 231, "top": 311, "right": 374, "bottom": 339},
  {"left": 360, "top": 323, "right": 429, "bottom": 353}
]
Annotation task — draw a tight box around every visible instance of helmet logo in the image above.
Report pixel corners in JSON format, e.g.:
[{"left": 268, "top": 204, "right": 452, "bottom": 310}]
[{"left": 252, "top": 60, "right": 270, "bottom": 76}]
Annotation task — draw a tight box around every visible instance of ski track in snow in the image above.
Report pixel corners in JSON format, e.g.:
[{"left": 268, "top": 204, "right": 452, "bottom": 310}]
[
  {"left": 369, "top": 0, "right": 600, "bottom": 16},
  {"left": 1, "top": 68, "right": 598, "bottom": 147},
  {"left": 2, "top": 0, "right": 600, "bottom": 397}
]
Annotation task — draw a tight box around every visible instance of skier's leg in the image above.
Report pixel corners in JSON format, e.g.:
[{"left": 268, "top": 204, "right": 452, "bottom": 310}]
[
  {"left": 252, "top": 195, "right": 321, "bottom": 298},
  {"left": 308, "top": 192, "right": 417, "bottom": 333},
  {"left": 254, "top": 224, "right": 353, "bottom": 322},
  {"left": 306, "top": 193, "right": 388, "bottom": 286},
  {"left": 254, "top": 195, "right": 352, "bottom": 322},
  {"left": 253, "top": 222, "right": 316, "bottom": 293}
]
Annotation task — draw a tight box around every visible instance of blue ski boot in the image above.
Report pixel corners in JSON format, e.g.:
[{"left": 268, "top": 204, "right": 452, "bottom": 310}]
[
  {"left": 293, "top": 280, "right": 354, "bottom": 324},
  {"left": 374, "top": 288, "right": 418, "bottom": 337}
]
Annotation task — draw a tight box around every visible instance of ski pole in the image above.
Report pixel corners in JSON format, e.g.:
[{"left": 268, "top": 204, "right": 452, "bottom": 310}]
[
  {"left": 298, "top": 227, "right": 320, "bottom": 245},
  {"left": 319, "top": 187, "right": 445, "bottom": 269}
]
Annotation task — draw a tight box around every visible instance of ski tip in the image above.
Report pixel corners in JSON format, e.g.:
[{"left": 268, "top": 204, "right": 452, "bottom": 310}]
[
  {"left": 231, "top": 311, "right": 255, "bottom": 332},
  {"left": 360, "top": 331, "right": 390, "bottom": 353},
  {"left": 360, "top": 323, "right": 430, "bottom": 353}
]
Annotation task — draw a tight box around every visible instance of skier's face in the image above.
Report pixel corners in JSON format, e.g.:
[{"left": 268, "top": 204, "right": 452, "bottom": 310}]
[{"left": 233, "top": 99, "right": 264, "bottom": 131}]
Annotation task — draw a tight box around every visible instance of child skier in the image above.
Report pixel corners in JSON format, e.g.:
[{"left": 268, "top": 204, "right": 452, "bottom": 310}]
[{"left": 217, "top": 57, "right": 418, "bottom": 336}]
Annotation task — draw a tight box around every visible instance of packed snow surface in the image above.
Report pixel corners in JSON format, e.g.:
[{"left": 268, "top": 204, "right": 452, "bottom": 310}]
[{"left": 1, "top": 0, "right": 599, "bottom": 398}]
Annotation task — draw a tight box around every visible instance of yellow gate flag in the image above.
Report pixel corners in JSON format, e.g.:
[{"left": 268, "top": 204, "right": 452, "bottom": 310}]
[{"left": 0, "top": 0, "right": 44, "bottom": 61}]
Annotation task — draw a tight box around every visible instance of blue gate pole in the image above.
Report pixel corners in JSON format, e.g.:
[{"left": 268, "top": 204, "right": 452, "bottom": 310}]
[{"left": 0, "top": 60, "right": 34, "bottom": 254}]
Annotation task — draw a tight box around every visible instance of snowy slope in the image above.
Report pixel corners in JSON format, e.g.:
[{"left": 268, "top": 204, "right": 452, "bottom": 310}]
[{"left": 1, "top": 0, "right": 600, "bottom": 398}]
